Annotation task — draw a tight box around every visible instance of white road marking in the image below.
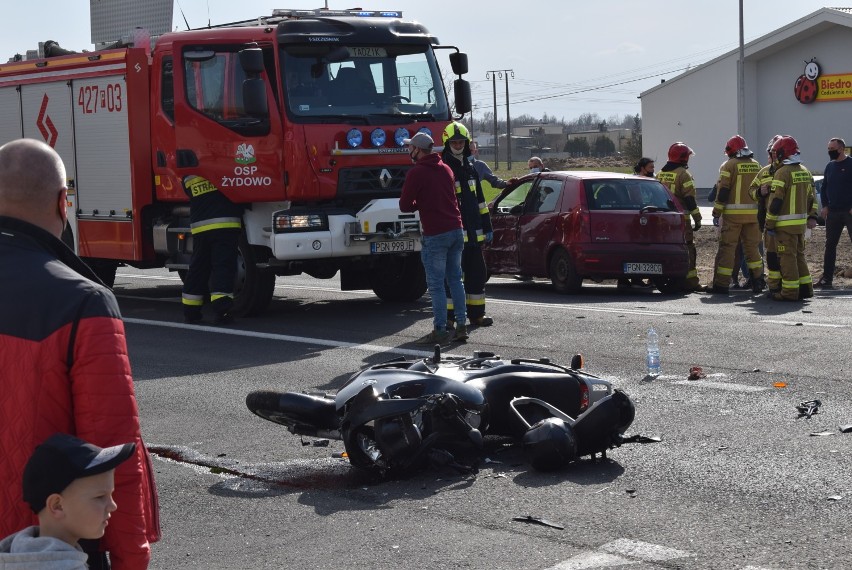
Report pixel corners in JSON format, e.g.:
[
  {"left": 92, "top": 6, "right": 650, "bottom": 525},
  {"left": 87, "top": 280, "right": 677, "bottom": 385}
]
[
  {"left": 123, "top": 317, "right": 444, "bottom": 359},
  {"left": 761, "top": 319, "right": 848, "bottom": 329},
  {"left": 673, "top": 379, "right": 769, "bottom": 392},
  {"left": 599, "top": 539, "right": 693, "bottom": 561},
  {"left": 544, "top": 552, "right": 635, "bottom": 569},
  {"left": 545, "top": 539, "right": 693, "bottom": 569}
]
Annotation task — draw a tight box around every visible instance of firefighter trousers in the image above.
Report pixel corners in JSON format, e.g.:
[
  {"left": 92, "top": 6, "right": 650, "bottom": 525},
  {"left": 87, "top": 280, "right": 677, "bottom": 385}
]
[
  {"left": 182, "top": 228, "right": 240, "bottom": 318},
  {"left": 764, "top": 231, "right": 780, "bottom": 292},
  {"left": 713, "top": 219, "right": 763, "bottom": 288},
  {"left": 448, "top": 244, "right": 488, "bottom": 323},
  {"left": 684, "top": 224, "right": 699, "bottom": 290},
  {"left": 775, "top": 231, "right": 812, "bottom": 301}
]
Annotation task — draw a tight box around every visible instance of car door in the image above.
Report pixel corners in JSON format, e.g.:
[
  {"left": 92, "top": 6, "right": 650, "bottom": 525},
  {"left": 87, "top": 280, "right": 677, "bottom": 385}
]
[
  {"left": 517, "top": 178, "right": 564, "bottom": 275},
  {"left": 486, "top": 180, "right": 536, "bottom": 273}
]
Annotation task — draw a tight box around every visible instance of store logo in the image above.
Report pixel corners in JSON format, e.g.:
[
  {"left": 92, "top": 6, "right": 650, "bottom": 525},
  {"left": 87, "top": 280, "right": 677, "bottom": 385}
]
[
  {"left": 794, "top": 58, "right": 820, "bottom": 104},
  {"left": 37, "top": 94, "right": 58, "bottom": 147}
]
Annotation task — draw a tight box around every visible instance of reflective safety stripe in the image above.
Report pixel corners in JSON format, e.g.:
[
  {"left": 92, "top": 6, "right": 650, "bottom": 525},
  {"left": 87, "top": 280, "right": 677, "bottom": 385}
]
[
  {"left": 724, "top": 204, "right": 758, "bottom": 211},
  {"left": 182, "top": 294, "right": 204, "bottom": 306},
  {"left": 466, "top": 293, "right": 486, "bottom": 305},
  {"left": 782, "top": 279, "right": 799, "bottom": 289},
  {"left": 191, "top": 217, "right": 242, "bottom": 234},
  {"left": 747, "top": 260, "right": 763, "bottom": 270},
  {"left": 717, "top": 266, "right": 733, "bottom": 276},
  {"left": 447, "top": 300, "right": 454, "bottom": 310},
  {"left": 479, "top": 206, "right": 489, "bottom": 215},
  {"left": 768, "top": 269, "right": 782, "bottom": 279},
  {"left": 478, "top": 201, "right": 487, "bottom": 210},
  {"left": 776, "top": 213, "right": 806, "bottom": 220},
  {"left": 687, "top": 269, "right": 698, "bottom": 279},
  {"left": 799, "top": 274, "right": 813, "bottom": 285},
  {"left": 775, "top": 218, "right": 806, "bottom": 227},
  {"left": 210, "top": 293, "right": 233, "bottom": 302}
]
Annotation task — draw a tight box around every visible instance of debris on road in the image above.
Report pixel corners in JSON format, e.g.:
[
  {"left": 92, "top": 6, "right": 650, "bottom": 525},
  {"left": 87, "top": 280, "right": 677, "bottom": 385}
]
[
  {"left": 839, "top": 424, "right": 852, "bottom": 433},
  {"left": 512, "top": 515, "right": 564, "bottom": 530},
  {"left": 688, "top": 366, "right": 706, "bottom": 380},
  {"left": 810, "top": 431, "right": 834, "bottom": 437},
  {"left": 621, "top": 434, "right": 662, "bottom": 444},
  {"left": 796, "top": 399, "right": 822, "bottom": 419}
]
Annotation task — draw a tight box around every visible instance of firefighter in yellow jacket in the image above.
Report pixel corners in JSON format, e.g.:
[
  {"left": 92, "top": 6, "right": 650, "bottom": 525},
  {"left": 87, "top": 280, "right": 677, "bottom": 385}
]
[
  {"left": 710, "top": 135, "right": 762, "bottom": 295},
  {"left": 764, "top": 136, "right": 819, "bottom": 301},
  {"left": 657, "top": 142, "right": 702, "bottom": 291},
  {"left": 750, "top": 135, "right": 781, "bottom": 295}
]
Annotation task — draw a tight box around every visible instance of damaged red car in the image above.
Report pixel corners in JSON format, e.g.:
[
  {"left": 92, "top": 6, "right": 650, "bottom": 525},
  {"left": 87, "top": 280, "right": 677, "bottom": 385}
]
[{"left": 483, "top": 171, "right": 689, "bottom": 294}]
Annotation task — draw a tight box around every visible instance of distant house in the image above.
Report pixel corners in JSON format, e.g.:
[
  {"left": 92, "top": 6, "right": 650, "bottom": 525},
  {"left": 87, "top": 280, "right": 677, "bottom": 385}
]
[
  {"left": 641, "top": 7, "right": 852, "bottom": 189},
  {"left": 565, "top": 126, "right": 632, "bottom": 155}
]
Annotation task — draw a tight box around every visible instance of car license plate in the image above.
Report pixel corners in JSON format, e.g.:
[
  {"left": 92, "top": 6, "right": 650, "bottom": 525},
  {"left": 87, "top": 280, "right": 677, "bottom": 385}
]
[
  {"left": 371, "top": 239, "right": 415, "bottom": 254},
  {"left": 624, "top": 262, "right": 662, "bottom": 275}
]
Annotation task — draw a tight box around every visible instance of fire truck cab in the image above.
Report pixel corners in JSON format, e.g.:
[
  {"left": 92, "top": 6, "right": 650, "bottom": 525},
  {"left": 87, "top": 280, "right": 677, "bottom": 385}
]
[{"left": 0, "top": 8, "right": 471, "bottom": 316}]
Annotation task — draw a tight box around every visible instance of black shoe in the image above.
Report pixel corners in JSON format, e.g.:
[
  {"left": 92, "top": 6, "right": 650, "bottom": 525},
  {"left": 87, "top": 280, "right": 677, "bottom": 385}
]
[
  {"left": 751, "top": 277, "right": 766, "bottom": 294},
  {"left": 213, "top": 313, "right": 234, "bottom": 325},
  {"left": 470, "top": 316, "right": 494, "bottom": 327},
  {"left": 815, "top": 278, "right": 834, "bottom": 290},
  {"left": 710, "top": 284, "right": 730, "bottom": 295}
]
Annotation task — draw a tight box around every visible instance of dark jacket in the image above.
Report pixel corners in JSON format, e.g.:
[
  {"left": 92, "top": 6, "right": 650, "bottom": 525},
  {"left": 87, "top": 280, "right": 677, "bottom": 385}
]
[
  {"left": 0, "top": 216, "right": 160, "bottom": 569},
  {"left": 442, "top": 151, "right": 493, "bottom": 245},
  {"left": 183, "top": 175, "right": 243, "bottom": 234},
  {"left": 399, "top": 153, "right": 463, "bottom": 236},
  {"left": 822, "top": 155, "right": 852, "bottom": 212}
]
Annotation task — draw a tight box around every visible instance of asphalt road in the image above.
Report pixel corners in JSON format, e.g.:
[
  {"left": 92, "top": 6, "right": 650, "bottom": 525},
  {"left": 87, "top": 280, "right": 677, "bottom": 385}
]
[{"left": 116, "top": 268, "right": 852, "bottom": 570}]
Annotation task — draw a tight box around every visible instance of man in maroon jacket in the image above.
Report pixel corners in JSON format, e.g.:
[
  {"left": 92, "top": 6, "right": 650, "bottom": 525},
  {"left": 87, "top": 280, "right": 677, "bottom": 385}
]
[
  {"left": 0, "top": 138, "right": 160, "bottom": 569},
  {"left": 399, "top": 132, "right": 468, "bottom": 344}
]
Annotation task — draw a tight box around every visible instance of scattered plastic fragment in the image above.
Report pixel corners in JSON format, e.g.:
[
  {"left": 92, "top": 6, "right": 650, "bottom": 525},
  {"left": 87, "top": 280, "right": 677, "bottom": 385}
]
[
  {"left": 796, "top": 399, "right": 821, "bottom": 419},
  {"left": 773, "top": 382, "right": 787, "bottom": 388},
  {"left": 512, "top": 515, "right": 564, "bottom": 530},
  {"left": 752, "top": 368, "right": 761, "bottom": 372},
  {"left": 621, "top": 434, "right": 662, "bottom": 444},
  {"left": 312, "top": 439, "right": 330, "bottom": 447},
  {"left": 682, "top": 312, "right": 700, "bottom": 315},
  {"left": 839, "top": 425, "right": 852, "bottom": 433},
  {"left": 688, "top": 366, "right": 706, "bottom": 380},
  {"left": 827, "top": 495, "right": 842, "bottom": 501},
  {"left": 810, "top": 431, "right": 834, "bottom": 437},
  {"left": 332, "top": 451, "right": 347, "bottom": 459}
]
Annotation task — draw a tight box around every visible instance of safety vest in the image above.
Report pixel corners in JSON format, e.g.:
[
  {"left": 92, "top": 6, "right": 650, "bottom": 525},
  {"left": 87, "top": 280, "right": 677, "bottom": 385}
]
[
  {"left": 715, "top": 157, "right": 760, "bottom": 221},
  {"left": 657, "top": 167, "right": 698, "bottom": 217},
  {"left": 765, "top": 164, "right": 816, "bottom": 234}
]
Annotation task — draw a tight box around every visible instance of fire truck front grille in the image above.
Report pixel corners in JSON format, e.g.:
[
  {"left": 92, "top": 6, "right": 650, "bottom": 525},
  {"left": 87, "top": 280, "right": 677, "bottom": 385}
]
[{"left": 338, "top": 166, "right": 411, "bottom": 199}]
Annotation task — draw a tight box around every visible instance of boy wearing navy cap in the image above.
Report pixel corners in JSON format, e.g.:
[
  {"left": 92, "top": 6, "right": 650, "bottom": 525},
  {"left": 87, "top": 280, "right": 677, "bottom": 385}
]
[{"left": 0, "top": 434, "right": 135, "bottom": 569}]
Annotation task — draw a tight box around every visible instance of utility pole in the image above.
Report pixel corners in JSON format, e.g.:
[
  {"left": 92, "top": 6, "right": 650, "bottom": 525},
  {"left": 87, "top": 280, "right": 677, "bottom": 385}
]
[
  {"left": 486, "top": 69, "right": 512, "bottom": 168},
  {"left": 504, "top": 70, "right": 514, "bottom": 168},
  {"left": 737, "top": 0, "right": 745, "bottom": 135}
]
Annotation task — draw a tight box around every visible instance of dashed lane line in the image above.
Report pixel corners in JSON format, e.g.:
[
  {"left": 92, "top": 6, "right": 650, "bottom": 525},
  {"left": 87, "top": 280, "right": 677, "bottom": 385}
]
[{"left": 760, "top": 319, "right": 848, "bottom": 328}]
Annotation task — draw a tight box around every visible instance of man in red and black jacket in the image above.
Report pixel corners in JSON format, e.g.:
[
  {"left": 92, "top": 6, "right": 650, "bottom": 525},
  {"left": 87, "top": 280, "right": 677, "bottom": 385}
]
[{"left": 0, "top": 139, "right": 160, "bottom": 569}]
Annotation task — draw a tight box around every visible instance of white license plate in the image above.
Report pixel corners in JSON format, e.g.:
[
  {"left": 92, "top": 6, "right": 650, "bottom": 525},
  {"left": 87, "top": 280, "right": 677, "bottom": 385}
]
[
  {"left": 371, "top": 239, "right": 415, "bottom": 254},
  {"left": 624, "top": 262, "right": 662, "bottom": 275}
]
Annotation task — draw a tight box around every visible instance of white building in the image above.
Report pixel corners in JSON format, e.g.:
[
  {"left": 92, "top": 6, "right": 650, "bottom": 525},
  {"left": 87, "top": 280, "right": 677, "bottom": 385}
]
[{"left": 641, "top": 7, "right": 852, "bottom": 190}]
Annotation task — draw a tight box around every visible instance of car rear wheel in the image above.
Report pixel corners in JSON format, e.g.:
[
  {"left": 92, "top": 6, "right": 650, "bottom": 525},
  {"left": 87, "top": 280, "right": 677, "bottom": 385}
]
[
  {"left": 549, "top": 249, "right": 582, "bottom": 294},
  {"left": 652, "top": 276, "right": 686, "bottom": 295}
]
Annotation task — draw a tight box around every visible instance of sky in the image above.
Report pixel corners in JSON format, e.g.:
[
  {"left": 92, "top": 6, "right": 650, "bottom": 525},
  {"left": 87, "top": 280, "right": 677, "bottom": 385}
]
[{"left": 0, "top": 1, "right": 843, "bottom": 124}]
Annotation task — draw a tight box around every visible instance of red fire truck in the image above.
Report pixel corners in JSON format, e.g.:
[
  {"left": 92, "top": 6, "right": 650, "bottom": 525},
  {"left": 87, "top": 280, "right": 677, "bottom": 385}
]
[{"left": 0, "top": 8, "right": 471, "bottom": 315}]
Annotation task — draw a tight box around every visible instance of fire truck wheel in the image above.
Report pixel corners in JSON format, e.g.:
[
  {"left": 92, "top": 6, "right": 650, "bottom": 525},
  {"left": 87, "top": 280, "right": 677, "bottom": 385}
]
[
  {"left": 230, "top": 233, "right": 276, "bottom": 317},
  {"left": 369, "top": 255, "right": 427, "bottom": 302}
]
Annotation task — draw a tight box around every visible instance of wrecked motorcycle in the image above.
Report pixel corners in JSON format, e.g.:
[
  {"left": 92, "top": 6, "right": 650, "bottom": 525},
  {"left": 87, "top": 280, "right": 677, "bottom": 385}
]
[{"left": 246, "top": 348, "right": 635, "bottom": 475}]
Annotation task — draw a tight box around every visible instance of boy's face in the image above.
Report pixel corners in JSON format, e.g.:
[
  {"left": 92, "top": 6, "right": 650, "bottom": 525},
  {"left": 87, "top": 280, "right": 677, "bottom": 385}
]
[{"left": 50, "top": 470, "right": 118, "bottom": 543}]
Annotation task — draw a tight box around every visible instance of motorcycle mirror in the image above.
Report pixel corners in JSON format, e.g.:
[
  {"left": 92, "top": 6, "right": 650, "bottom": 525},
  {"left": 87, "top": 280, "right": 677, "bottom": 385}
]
[{"left": 432, "top": 344, "right": 441, "bottom": 364}]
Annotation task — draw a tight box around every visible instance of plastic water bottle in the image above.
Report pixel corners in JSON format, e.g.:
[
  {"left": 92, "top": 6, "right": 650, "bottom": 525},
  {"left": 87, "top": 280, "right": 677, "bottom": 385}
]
[{"left": 646, "top": 327, "right": 661, "bottom": 376}]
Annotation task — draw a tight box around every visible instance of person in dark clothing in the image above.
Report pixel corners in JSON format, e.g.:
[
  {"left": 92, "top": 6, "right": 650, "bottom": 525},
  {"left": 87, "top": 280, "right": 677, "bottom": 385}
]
[
  {"left": 527, "top": 156, "right": 550, "bottom": 173},
  {"left": 618, "top": 158, "right": 657, "bottom": 289},
  {"left": 816, "top": 137, "right": 852, "bottom": 289},
  {"left": 181, "top": 174, "right": 244, "bottom": 324},
  {"left": 441, "top": 122, "right": 495, "bottom": 327},
  {"left": 469, "top": 141, "right": 517, "bottom": 190},
  {"left": 399, "top": 132, "right": 468, "bottom": 344}
]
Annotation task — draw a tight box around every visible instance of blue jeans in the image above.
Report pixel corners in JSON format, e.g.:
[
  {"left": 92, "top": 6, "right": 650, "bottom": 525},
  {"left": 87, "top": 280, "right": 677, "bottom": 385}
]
[{"left": 421, "top": 229, "right": 466, "bottom": 330}]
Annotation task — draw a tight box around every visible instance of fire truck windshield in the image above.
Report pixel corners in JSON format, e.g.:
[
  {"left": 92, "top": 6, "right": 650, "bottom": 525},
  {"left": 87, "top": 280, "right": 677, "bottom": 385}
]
[{"left": 280, "top": 44, "right": 450, "bottom": 122}]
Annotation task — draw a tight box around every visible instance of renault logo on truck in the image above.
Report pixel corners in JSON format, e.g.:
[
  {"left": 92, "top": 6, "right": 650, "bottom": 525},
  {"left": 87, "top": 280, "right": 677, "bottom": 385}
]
[{"left": 379, "top": 168, "right": 392, "bottom": 189}]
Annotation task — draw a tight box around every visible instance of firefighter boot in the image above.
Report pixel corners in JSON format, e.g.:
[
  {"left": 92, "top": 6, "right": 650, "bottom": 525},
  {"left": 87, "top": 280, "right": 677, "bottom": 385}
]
[
  {"left": 184, "top": 308, "right": 203, "bottom": 324},
  {"left": 751, "top": 276, "right": 766, "bottom": 294},
  {"left": 799, "top": 283, "right": 814, "bottom": 299}
]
